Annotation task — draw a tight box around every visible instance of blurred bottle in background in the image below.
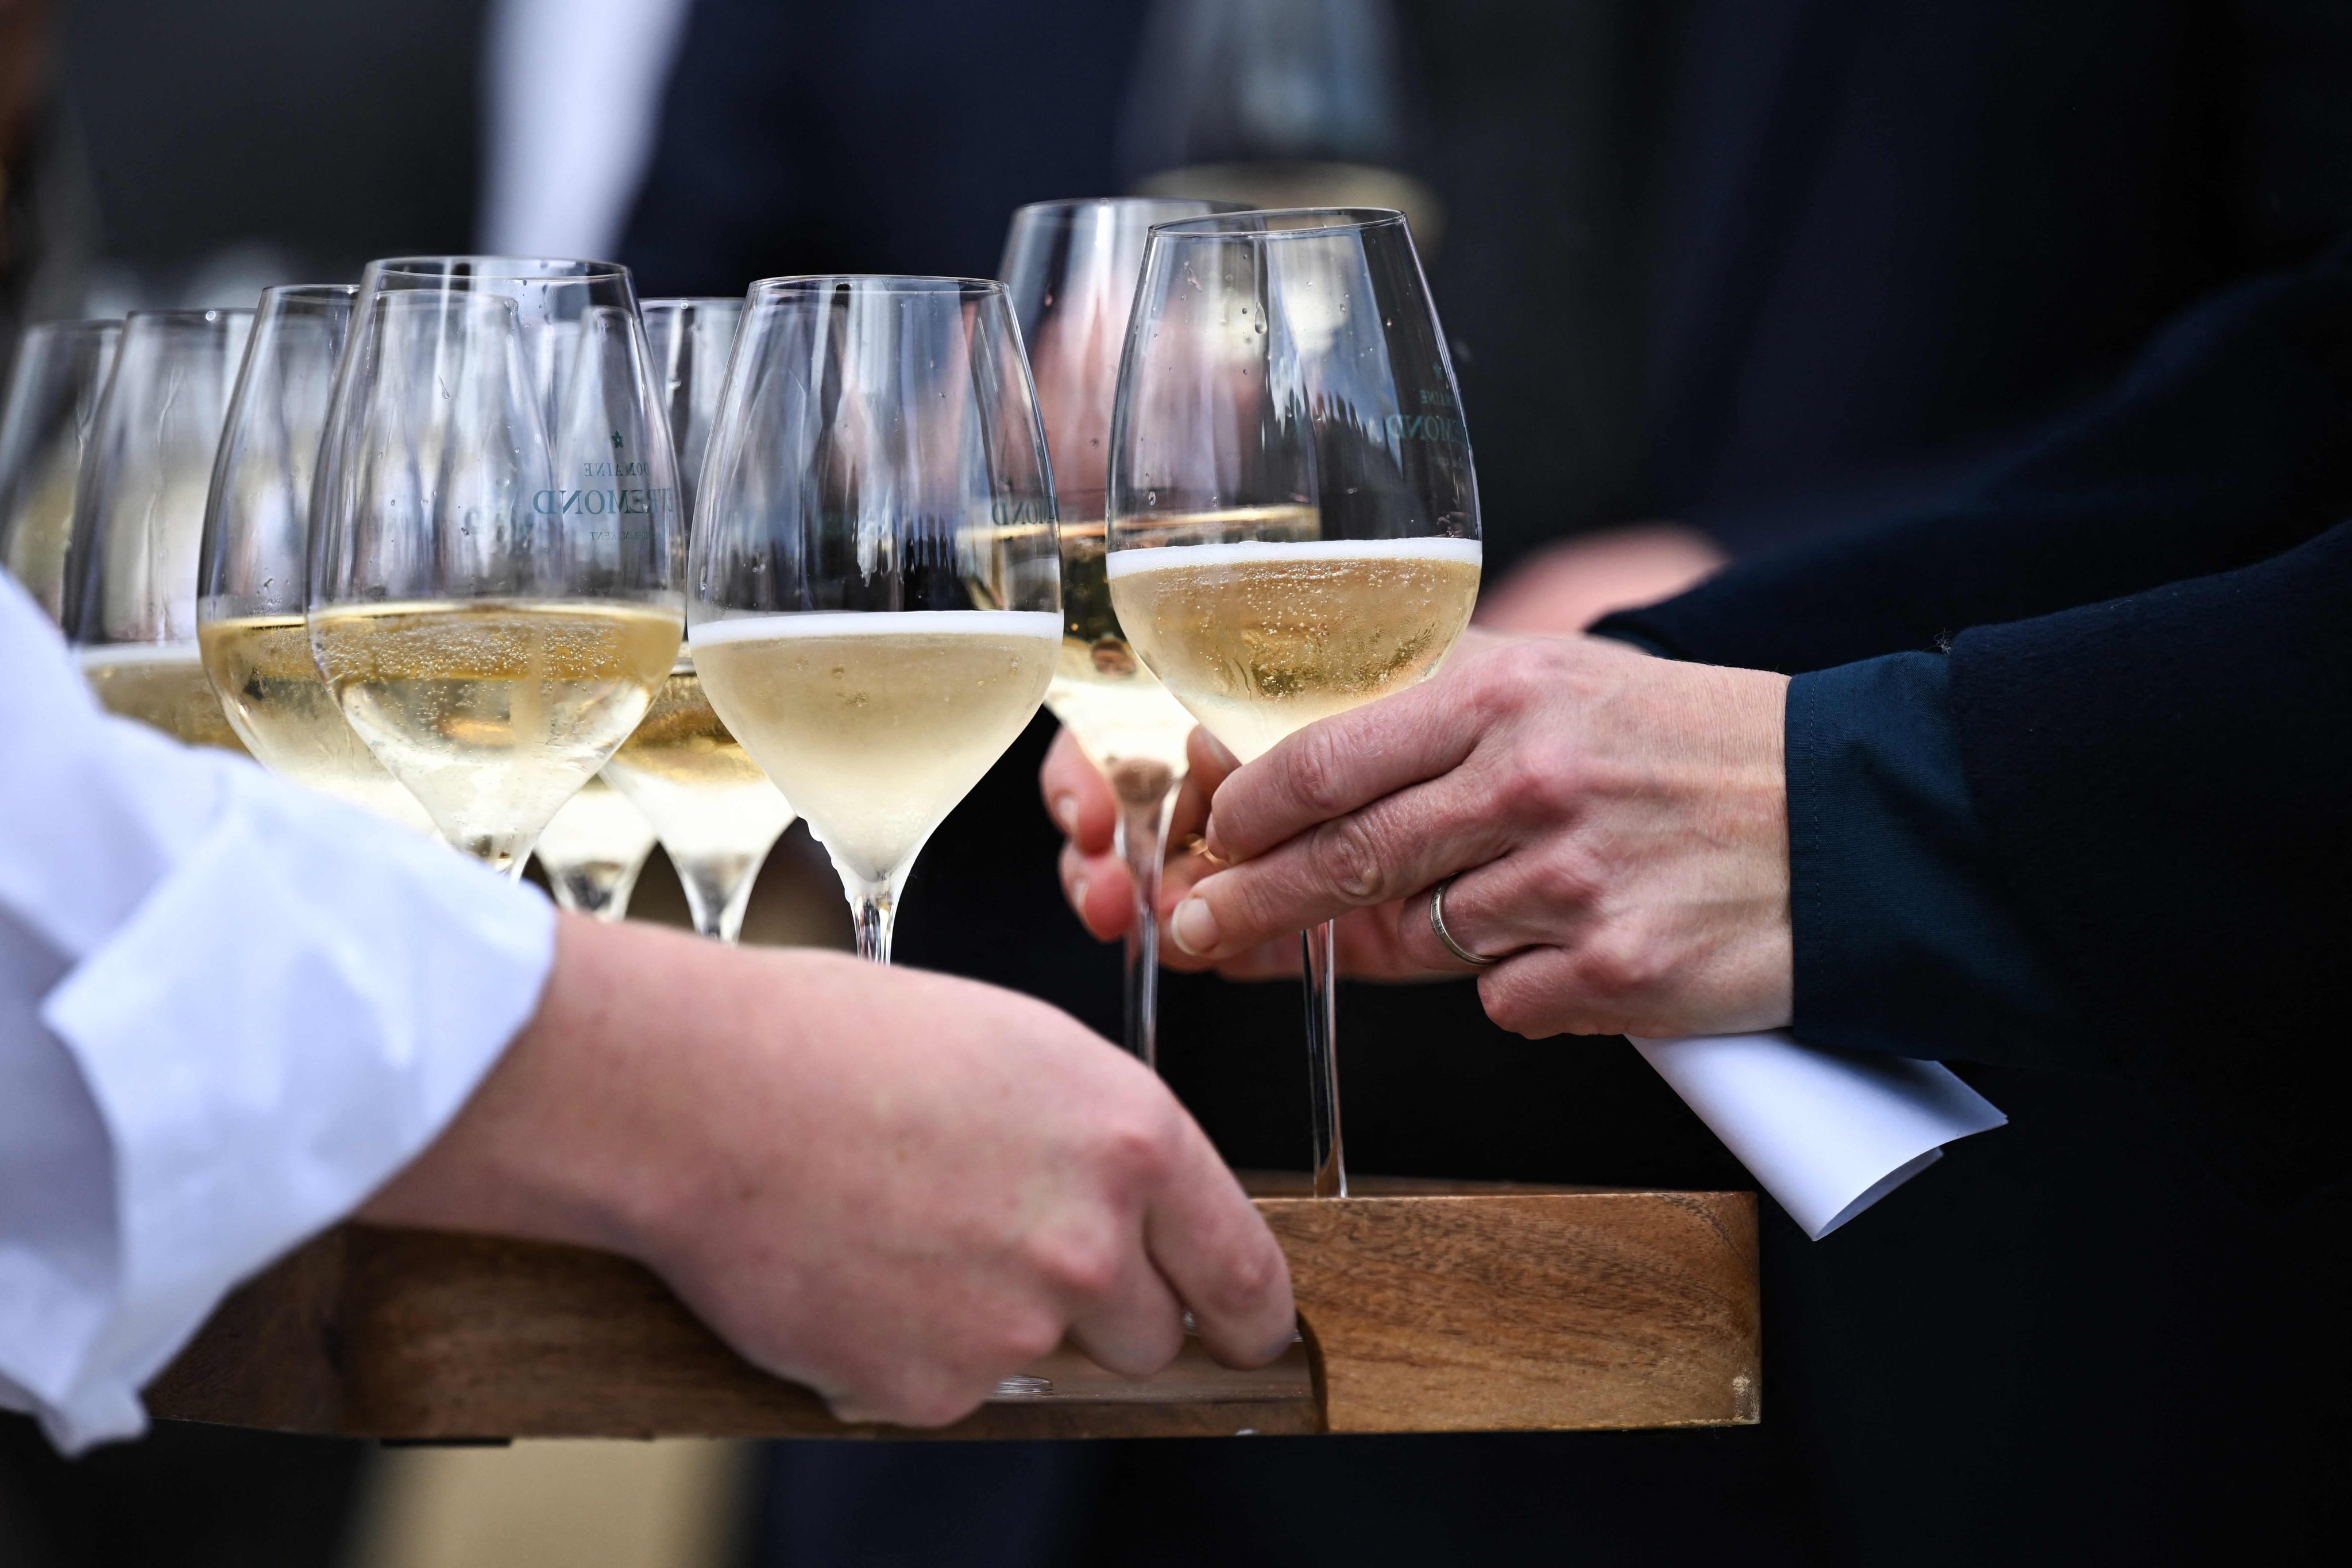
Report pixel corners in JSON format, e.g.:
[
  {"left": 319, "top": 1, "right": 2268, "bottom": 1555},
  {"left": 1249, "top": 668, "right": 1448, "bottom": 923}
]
[{"left": 1122, "top": 0, "right": 1445, "bottom": 249}]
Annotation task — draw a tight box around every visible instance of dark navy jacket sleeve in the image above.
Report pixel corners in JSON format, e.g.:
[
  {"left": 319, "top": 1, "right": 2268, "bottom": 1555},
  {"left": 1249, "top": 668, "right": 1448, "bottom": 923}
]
[
  {"left": 1785, "top": 652, "right": 2086, "bottom": 1071},
  {"left": 1594, "top": 245, "right": 2352, "bottom": 1203}
]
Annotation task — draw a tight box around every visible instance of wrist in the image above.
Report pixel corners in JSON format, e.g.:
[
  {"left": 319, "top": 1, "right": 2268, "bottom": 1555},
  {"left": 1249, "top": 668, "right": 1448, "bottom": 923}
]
[{"left": 360, "top": 915, "right": 729, "bottom": 1260}]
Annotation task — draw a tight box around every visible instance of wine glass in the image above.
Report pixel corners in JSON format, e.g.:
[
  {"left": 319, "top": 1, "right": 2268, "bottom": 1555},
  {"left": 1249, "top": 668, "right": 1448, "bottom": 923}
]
[
  {"left": 63, "top": 307, "right": 256, "bottom": 751},
  {"left": 195, "top": 283, "right": 437, "bottom": 832},
  {"left": 0, "top": 318, "right": 121, "bottom": 622},
  {"left": 307, "top": 260, "right": 684, "bottom": 875},
  {"left": 999, "top": 197, "right": 1234, "bottom": 1067},
  {"left": 599, "top": 296, "right": 800, "bottom": 943},
  {"left": 689, "top": 276, "right": 1061, "bottom": 963},
  {"left": 529, "top": 775, "right": 659, "bottom": 918},
  {"left": 1107, "top": 208, "right": 1482, "bottom": 1196}
]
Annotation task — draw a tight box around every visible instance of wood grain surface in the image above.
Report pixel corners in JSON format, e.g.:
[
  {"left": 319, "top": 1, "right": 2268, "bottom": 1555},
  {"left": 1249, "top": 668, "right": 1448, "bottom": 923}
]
[{"left": 145, "top": 1184, "right": 1758, "bottom": 1441}]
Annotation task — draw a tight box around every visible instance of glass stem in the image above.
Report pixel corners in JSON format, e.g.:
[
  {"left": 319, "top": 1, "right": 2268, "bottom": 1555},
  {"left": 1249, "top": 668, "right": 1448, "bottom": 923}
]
[
  {"left": 851, "top": 883, "right": 898, "bottom": 964},
  {"left": 544, "top": 860, "right": 642, "bottom": 922},
  {"left": 1115, "top": 783, "right": 1180, "bottom": 1072},
  {"left": 1303, "top": 921, "right": 1346, "bottom": 1198},
  {"left": 677, "top": 857, "right": 760, "bottom": 944}
]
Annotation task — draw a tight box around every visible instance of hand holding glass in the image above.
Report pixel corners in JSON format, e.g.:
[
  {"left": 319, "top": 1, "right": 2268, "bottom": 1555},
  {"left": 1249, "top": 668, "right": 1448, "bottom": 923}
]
[{"left": 1107, "top": 208, "right": 1481, "bottom": 1195}]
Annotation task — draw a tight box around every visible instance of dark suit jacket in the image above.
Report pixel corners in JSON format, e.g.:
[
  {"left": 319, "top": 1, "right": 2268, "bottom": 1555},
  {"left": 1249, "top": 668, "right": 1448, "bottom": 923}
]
[{"left": 1603, "top": 244, "right": 2352, "bottom": 1204}]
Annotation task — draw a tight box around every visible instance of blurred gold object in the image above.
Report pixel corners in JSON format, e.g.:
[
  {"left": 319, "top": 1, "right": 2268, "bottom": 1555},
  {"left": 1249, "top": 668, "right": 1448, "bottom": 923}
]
[{"left": 1136, "top": 161, "right": 1446, "bottom": 254}]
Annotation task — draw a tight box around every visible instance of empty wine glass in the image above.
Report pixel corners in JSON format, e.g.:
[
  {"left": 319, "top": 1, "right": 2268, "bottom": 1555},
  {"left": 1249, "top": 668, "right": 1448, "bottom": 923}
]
[
  {"left": 0, "top": 318, "right": 121, "bottom": 621},
  {"left": 599, "top": 295, "right": 800, "bottom": 943},
  {"left": 1000, "top": 197, "right": 1235, "bottom": 1067},
  {"left": 64, "top": 307, "right": 255, "bottom": 750},
  {"left": 1108, "top": 209, "right": 1482, "bottom": 1195},
  {"left": 195, "top": 283, "right": 435, "bottom": 831},
  {"left": 307, "top": 260, "right": 684, "bottom": 875},
  {"left": 689, "top": 276, "right": 1061, "bottom": 963}
]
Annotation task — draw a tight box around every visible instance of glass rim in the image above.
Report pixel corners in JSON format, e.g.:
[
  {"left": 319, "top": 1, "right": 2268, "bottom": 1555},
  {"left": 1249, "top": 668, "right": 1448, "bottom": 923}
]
[
  {"left": 121, "top": 307, "right": 257, "bottom": 327},
  {"left": 747, "top": 273, "right": 1009, "bottom": 299},
  {"left": 1146, "top": 206, "right": 1411, "bottom": 242},
  {"left": 257, "top": 282, "right": 361, "bottom": 303},
  {"left": 1009, "top": 195, "right": 1252, "bottom": 223},
  {"left": 642, "top": 295, "right": 748, "bottom": 310},
  {"left": 22, "top": 316, "right": 122, "bottom": 335},
  {"left": 362, "top": 254, "right": 632, "bottom": 283}
]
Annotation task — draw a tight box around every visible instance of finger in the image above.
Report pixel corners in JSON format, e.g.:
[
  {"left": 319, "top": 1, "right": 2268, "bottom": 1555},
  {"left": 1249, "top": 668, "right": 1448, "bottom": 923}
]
[
  {"left": 1172, "top": 772, "right": 1514, "bottom": 960},
  {"left": 1142, "top": 1118, "right": 1296, "bottom": 1368},
  {"left": 1060, "top": 840, "right": 1137, "bottom": 940},
  {"left": 1041, "top": 727, "right": 1118, "bottom": 855},
  {"left": 1187, "top": 725, "right": 1242, "bottom": 798},
  {"left": 1202, "top": 678, "right": 1482, "bottom": 864},
  {"left": 1067, "top": 1240, "right": 1189, "bottom": 1377},
  {"left": 1387, "top": 851, "right": 1563, "bottom": 974}
]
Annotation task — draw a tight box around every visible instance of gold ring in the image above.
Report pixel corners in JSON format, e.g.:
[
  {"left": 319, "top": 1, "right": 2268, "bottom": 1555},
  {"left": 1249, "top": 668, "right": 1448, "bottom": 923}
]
[{"left": 1428, "top": 876, "right": 1497, "bottom": 967}]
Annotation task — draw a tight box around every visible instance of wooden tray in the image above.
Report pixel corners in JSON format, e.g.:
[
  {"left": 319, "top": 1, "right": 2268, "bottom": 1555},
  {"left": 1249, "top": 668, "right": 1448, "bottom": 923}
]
[{"left": 145, "top": 1181, "right": 1759, "bottom": 1440}]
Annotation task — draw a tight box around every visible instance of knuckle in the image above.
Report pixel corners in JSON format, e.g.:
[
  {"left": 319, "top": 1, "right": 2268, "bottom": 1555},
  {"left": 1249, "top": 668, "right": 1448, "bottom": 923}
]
[
  {"left": 1197, "top": 1237, "right": 1287, "bottom": 1323},
  {"left": 1492, "top": 747, "right": 1573, "bottom": 821},
  {"left": 997, "top": 1307, "right": 1068, "bottom": 1366},
  {"left": 1473, "top": 640, "right": 1552, "bottom": 712},
  {"left": 1094, "top": 1099, "right": 1181, "bottom": 1187},
  {"left": 1285, "top": 724, "right": 1354, "bottom": 818},
  {"left": 1025, "top": 1226, "right": 1123, "bottom": 1299},
  {"left": 1526, "top": 848, "right": 1606, "bottom": 913},
  {"left": 1307, "top": 813, "right": 1391, "bottom": 903},
  {"left": 1573, "top": 927, "right": 1669, "bottom": 1006},
  {"left": 1478, "top": 970, "right": 1562, "bottom": 1039}
]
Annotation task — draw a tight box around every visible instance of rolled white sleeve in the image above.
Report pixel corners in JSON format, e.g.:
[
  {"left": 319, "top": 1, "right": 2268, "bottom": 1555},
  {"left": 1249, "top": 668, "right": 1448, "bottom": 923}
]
[{"left": 0, "top": 575, "right": 555, "bottom": 1452}]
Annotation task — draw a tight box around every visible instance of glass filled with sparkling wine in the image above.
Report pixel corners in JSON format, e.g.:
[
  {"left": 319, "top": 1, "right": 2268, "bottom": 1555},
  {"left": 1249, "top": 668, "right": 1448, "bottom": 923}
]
[
  {"left": 1000, "top": 196, "right": 1234, "bottom": 1067},
  {"left": 1108, "top": 208, "right": 1482, "bottom": 1196},
  {"left": 306, "top": 259, "right": 685, "bottom": 875},
  {"left": 0, "top": 317, "right": 119, "bottom": 623},
  {"left": 597, "top": 296, "right": 799, "bottom": 943},
  {"left": 688, "top": 275, "right": 1061, "bottom": 963},
  {"left": 196, "top": 283, "right": 435, "bottom": 832},
  {"left": 63, "top": 307, "right": 255, "bottom": 751}
]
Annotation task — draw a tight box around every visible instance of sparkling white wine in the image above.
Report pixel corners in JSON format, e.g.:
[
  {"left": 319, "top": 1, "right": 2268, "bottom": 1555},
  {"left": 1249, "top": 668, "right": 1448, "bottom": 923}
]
[
  {"left": 79, "top": 642, "right": 250, "bottom": 754},
  {"left": 530, "top": 774, "right": 658, "bottom": 920},
  {"left": 603, "top": 658, "right": 795, "bottom": 864},
  {"left": 310, "top": 598, "right": 681, "bottom": 868},
  {"left": 1045, "top": 521, "right": 1198, "bottom": 804},
  {"left": 1108, "top": 536, "right": 1482, "bottom": 762},
  {"left": 692, "top": 610, "right": 1058, "bottom": 886},
  {"left": 196, "top": 613, "right": 436, "bottom": 830},
  {"left": 601, "top": 656, "right": 796, "bottom": 937}
]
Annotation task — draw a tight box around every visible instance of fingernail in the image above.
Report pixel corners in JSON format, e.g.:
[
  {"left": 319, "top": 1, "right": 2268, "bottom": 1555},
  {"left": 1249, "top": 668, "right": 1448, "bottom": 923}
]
[
  {"left": 1170, "top": 895, "right": 1219, "bottom": 956},
  {"left": 1053, "top": 794, "right": 1078, "bottom": 835},
  {"left": 1071, "top": 875, "right": 1090, "bottom": 916}
]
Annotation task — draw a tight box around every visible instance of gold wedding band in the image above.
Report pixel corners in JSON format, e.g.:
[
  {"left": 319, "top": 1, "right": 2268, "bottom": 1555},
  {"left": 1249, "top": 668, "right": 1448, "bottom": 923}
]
[{"left": 1428, "top": 876, "right": 1497, "bottom": 967}]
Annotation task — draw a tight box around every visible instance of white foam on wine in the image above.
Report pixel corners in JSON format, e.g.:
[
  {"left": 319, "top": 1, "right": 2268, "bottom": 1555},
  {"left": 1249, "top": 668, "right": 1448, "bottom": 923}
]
[
  {"left": 75, "top": 640, "right": 205, "bottom": 670},
  {"left": 1103, "top": 535, "right": 1482, "bottom": 581},
  {"left": 690, "top": 609, "right": 1061, "bottom": 646}
]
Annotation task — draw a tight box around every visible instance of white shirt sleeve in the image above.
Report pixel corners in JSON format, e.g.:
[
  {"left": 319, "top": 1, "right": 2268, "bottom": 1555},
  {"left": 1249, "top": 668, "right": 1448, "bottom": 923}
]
[{"left": 0, "top": 574, "right": 557, "bottom": 1453}]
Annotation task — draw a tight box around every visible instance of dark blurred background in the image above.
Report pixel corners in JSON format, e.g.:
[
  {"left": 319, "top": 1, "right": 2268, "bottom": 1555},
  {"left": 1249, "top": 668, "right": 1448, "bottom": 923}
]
[{"left": 5, "top": 1, "right": 2347, "bottom": 1565}]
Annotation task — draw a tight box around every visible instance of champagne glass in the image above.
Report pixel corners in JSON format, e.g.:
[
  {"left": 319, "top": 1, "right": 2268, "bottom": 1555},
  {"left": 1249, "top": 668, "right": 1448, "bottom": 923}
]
[
  {"left": 529, "top": 776, "right": 659, "bottom": 918},
  {"left": 689, "top": 276, "right": 1061, "bottom": 963},
  {"left": 0, "top": 318, "right": 120, "bottom": 621},
  {"left": 999, "top": 197, "right": 1234, "bottom": 1067},
  {"left": 307, "top": 260, "right": 684, "bottom": 875},
  {"left": 63, "top": 307, "right": 256, "bottom": 750},
  {"left": 1107, "top": 208, "right": 1482, "bottom": 1196},
  {"left": 195, "top": 284, "right": 437, "bottom": 831},
  {"left": 600, "top": 296, "right": 800, "bottom": 943}
]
